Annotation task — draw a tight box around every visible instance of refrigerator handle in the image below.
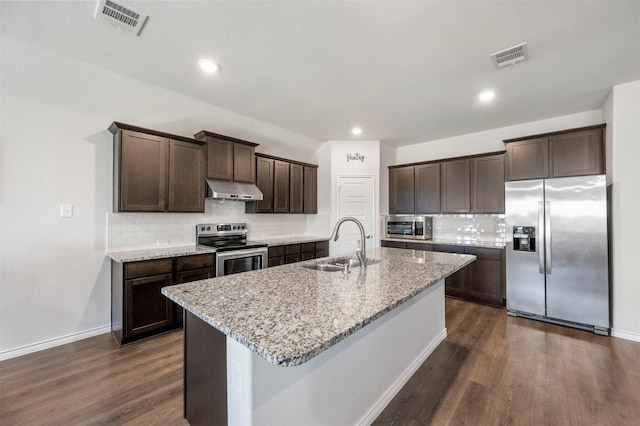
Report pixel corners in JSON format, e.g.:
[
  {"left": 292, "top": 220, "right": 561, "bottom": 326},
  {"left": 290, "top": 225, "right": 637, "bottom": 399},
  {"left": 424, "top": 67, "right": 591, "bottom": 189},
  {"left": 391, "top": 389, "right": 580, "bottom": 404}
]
[
  {"left": 538, "top": 201, "right": 545, "bottom": 274},
  {"left": 545, "top": 201, "right": 552, "bottom": 274}
]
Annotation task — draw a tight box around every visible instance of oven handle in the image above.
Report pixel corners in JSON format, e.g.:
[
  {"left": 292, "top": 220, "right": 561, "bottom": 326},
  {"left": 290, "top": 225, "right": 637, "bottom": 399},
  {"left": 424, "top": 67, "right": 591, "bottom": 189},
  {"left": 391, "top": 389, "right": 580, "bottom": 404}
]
[{"left": 216, "top": 247, "right": 268, "bottom": 259}]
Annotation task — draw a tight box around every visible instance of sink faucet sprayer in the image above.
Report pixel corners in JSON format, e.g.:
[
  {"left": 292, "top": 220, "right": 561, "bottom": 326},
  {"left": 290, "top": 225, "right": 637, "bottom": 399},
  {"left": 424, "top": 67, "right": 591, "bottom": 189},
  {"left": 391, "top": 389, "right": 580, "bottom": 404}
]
[{"left": 330, "top": 217, "right": 367, "bottom": 269}]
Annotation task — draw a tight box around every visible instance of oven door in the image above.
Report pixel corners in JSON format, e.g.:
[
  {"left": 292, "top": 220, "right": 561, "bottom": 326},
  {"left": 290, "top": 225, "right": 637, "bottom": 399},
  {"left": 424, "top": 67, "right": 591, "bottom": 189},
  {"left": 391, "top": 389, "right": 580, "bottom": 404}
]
[{"left": 216, "top": 247, "right": 268, "bottom": 277}]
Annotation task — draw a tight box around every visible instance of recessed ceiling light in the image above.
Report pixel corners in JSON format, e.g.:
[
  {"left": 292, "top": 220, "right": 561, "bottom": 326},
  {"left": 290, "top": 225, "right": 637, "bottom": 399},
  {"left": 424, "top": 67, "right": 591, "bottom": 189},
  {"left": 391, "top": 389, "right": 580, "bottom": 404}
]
[
  {"left": 479, "top": 91, "right": 495, "bottom": 102},
  {"left": 198, "top": 58, "right": 220, "bottom": 74},
  {"left": 351, "top": 127, "right": 362, "bottom": 135}
]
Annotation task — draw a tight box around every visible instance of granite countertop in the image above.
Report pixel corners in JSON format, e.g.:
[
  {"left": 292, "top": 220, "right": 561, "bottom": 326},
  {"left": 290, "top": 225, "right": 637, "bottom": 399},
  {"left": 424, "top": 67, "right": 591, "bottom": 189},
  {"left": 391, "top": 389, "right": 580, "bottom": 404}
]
[
  {"left": 254, "top": 235, "right": 330, "bottom": 246},
  {"left": 162, "top": 247, "right": 475, "bottom": 367},
  {"left": 383, "top": 237, "right": 506, "bottom": 249},
  {"left": 107, "top": 245, "right": 217, "bottom": 263}
]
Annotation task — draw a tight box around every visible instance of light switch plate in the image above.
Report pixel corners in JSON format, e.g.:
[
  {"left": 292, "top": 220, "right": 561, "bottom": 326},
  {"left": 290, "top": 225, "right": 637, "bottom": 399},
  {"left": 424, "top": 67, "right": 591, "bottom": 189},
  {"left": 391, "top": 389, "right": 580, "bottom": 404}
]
[{"left": 60, "top": 205, "right": 73, "bottom": 218}]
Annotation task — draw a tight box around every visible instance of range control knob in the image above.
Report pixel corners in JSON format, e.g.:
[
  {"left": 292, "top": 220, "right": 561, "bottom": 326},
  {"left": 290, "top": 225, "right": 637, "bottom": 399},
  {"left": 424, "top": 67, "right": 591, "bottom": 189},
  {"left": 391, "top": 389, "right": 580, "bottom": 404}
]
[
  {"left": 241, "top": 225, "right": 246, "bottom": 229},
  {"left": 201, "top": 226, "right": 206, "bottom": 231},
  {"left": 207, "top": 226, "right": 211, "bottom": 231}
]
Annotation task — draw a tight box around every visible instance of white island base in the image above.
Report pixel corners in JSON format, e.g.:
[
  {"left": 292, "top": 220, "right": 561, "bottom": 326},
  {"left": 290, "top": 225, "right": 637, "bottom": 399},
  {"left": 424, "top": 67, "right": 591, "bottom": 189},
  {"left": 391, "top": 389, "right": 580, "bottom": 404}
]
[{"left": 223, "top": 279, "right": 446, "bottom": 425}]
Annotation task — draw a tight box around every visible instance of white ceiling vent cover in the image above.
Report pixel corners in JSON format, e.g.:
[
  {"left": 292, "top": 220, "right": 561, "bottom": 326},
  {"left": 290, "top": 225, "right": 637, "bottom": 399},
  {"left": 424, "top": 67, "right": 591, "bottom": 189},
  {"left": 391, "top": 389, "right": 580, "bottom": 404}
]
[
  {"left": 491, "top": 42, "right": 529, "bottom": 69},
  {"left": 95, "top": 0, "right": 148, "bottom": 36}
]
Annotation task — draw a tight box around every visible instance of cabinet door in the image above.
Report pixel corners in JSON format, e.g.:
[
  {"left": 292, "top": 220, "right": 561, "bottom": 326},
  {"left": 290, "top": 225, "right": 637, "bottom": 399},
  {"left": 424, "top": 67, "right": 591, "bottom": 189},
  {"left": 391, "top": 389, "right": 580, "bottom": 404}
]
[
  {"left": 441, "top": 159, "right": 470, "bottom": 213},
  {"left": 234, "top": 143, "right": 255, "bottom": 183},
  {"left": 255, "top": 157, "right": 274, "bottom": 213},
  {"left": 119, "top": 130, "right": 168, "bottom": 212},
  {"left": 389, "top": 166, "right": 415, "bottom": 214},
  {"left": 465, "top": 247, "right": 503, "bottom": 307},
  {"left": 434, "top": 245, "right": 467, "bottom": 297},
  {"left": 551, "top": 128, "right": 604, "bottom": 177},
  {"left": 303, "top": 166, "right": 318, "bottom": 214},
  {"left": 381, "top": 240, "right": 407, "bottom": 249},
  {"left": 206, "top": 137, "right": 234, "bottom": 180},
  {"left": 273, "top": 160, "right": 290, "bottom": 213},
  {"left": 169, "top": 140, "right": 205, "bottom": 212},
  {"left": 506, "top": 137, "right": 549, "bottom": 181},
  {"left": 471, "top": 154, "right": 505, "bottom": 213},
  {"left": 124, "top": 273, "right": 174, "bottom": 338},
  {"left": 289, "top": 164, "right": 304, "bottom": 213},
  {"left": 415, "top": 163, "right": 440, "bottom": 214},
  {"left": 315, "top": 240, "right": 329, "bottom": 258}
]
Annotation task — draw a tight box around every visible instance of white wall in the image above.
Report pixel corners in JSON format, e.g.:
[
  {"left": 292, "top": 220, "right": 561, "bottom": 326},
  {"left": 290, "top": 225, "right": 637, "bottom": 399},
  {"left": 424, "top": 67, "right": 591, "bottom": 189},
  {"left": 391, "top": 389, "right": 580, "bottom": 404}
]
[
  {"left": 395, "top": 110, "right": 604, "bottom": 165},
  {"left": 321, "top": 140, "right": 382, "bottom": 254},
  {"left": 0, "top": 36, "right": 323, "bottom": 358},
  {"left": 604, "top": 80, "right": 640, "bottom": 341}
]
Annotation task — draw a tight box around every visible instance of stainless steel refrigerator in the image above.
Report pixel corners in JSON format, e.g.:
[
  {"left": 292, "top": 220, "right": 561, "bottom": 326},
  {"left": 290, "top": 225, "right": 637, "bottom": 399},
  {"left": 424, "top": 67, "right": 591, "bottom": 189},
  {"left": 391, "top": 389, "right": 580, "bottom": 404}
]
[{"left": 505, "top": 175, "right": 610, "bottom": 335}]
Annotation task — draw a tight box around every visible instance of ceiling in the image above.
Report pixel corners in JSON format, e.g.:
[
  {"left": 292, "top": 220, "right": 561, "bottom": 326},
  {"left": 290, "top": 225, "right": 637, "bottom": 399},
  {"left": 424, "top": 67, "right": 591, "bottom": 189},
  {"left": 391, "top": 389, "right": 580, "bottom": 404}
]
[{"left": 1, "top": 1, "right": 639, "bottom": 147}]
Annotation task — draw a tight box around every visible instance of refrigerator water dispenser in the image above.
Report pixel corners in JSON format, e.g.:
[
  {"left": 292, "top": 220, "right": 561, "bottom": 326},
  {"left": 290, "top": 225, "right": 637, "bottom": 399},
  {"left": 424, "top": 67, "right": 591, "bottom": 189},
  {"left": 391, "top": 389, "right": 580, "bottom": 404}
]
[{"left": 513, "top": 226, "right": 536, "bottom": 252}]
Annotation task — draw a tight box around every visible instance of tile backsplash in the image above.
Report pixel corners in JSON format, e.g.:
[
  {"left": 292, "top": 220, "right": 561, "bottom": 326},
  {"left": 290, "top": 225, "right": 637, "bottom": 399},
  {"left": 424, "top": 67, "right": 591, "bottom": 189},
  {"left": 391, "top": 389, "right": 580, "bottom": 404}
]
[
  {"left": 107, "top": 200, "right": 330, "bottom": 252},
  {"left": 431, "top": 214, "right": 506, "bottom": 243}
]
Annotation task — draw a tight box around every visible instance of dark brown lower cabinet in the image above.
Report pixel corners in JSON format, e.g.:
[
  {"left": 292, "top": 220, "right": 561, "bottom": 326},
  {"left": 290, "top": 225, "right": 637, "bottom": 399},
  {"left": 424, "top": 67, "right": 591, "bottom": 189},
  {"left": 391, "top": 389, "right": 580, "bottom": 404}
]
[
  {"left": 381, "top": 240, "right": 434, "bottom": 251},
  {"left": 434, "top": 244, "right": 504, "bottom": 307},
  {"left": 112, "top": 253, "right": 215, "bottom": 345},
  {"left": 268, "top": 240, "right": 330, "bottom": 267}
]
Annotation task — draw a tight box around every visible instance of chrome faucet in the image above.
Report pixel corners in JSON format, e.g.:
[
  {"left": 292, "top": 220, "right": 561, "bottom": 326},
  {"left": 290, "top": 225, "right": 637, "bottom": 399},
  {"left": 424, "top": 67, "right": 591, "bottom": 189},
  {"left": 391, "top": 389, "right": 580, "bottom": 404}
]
[{"left": 330, "top": 217, "right": 367, "bottom": 269}]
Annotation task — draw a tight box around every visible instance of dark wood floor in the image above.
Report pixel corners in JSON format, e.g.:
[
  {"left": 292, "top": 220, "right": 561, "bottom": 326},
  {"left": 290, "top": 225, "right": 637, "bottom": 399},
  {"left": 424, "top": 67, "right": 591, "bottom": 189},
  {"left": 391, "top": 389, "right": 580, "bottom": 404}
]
[{"left": 2, "top": 298, "right": 639, "bottom": 425}]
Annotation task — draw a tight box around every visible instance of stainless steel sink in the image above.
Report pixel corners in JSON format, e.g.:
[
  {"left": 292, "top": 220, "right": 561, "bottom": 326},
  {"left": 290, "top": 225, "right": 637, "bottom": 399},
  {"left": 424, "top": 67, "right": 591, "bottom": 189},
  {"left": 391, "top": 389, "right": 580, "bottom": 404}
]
[{"left": 302, "top": 256, "right": 381, "bottom": 272}]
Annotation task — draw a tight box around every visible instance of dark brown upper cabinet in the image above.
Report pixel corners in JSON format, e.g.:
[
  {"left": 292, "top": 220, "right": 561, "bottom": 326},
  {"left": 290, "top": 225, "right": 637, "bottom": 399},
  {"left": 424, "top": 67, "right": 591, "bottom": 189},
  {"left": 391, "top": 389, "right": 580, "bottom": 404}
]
[
  {"left": 273, "top": 160, "right": 290, "bottom": 213},
  {"left": 505, "top": 124, "right": 605, "bottom": 181},
  {"left": 415, "top": 163, "right": 441, "bottom": 214},
  {"left": 194, "top": 130, "right": 258, "bottom": 183},
  {"left": 441, "top": 159, "right": 470, "bottom": 213},
  {"left": 389, "top": 166, "right": 415, "bottom": 214},
  {"left": 253, "top": 156, "right": 275, "bottom": 213},
  {"left": 303, "top": 166, "right": 318, "bottom": 214},
  {"left": 550, "top": 127, "right": 604, "bottom": 177},
  {"left": 169, "top": 140, "right": 205, "bottom": 212},
  {"left": 471, "top": 154, "right": 505, "bottom": 213},
  {"left": 289, "top": 164, "right": 304, "bottom": 213},
  {"left": 110, "top": 122, "right": 205, "bottom": 213},
  {"left": 246, "top": 154, "right": 318, "bottom": 214}
]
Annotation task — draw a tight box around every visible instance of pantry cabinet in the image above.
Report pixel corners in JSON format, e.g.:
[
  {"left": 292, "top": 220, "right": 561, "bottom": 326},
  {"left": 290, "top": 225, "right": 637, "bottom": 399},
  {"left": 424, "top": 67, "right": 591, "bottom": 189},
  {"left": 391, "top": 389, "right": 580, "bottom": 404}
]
[{"left": 505, "top": 124, "right": 605, "bottom": 181}]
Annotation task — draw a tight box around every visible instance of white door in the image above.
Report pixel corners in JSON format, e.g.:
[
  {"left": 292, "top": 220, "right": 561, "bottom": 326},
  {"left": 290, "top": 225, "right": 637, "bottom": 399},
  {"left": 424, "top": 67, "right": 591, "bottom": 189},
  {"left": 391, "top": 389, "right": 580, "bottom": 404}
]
[{"left": 336, "top": 176, "right": 375, "bottom": 255}]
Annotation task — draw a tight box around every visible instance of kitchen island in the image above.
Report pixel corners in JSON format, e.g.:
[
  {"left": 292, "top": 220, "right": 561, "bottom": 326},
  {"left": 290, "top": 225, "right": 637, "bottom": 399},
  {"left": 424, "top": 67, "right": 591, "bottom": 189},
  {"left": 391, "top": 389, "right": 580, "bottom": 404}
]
[{"left": 162, "top": 247, "right": 475, "bottom": 425}]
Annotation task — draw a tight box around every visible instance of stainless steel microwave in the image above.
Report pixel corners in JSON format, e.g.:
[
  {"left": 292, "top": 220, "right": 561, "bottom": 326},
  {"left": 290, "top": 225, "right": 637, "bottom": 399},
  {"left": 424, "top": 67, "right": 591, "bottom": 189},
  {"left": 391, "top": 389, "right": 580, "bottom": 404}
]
[{"left": 385, "top": 215, "right": 433, "bottom": 240}]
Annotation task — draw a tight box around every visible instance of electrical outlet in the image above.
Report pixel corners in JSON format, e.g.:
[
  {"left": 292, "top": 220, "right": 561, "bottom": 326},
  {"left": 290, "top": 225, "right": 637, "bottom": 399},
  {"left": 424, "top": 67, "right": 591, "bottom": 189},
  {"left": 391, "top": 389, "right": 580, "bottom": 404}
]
[
  {"left": 156, "top": 239, "right": 169, "bottom": 247},
  {"left": 60, "top": 205, "right": 73, "bottom": 218},
  {"left": 230, "top": 358, "right": 242, "bottom": 394}
]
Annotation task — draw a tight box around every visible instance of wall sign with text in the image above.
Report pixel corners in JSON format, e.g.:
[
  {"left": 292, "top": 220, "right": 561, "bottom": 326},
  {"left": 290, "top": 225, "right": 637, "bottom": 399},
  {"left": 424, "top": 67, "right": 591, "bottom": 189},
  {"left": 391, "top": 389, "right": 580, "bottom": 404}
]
[{"left": 346, "top": 152, "right": 365, "bottom": 163}]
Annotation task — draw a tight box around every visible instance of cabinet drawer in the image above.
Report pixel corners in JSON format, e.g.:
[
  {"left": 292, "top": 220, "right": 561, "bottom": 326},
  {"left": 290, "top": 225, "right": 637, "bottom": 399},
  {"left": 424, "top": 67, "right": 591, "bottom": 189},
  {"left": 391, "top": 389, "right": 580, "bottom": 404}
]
[
  {"left": 176, "top": 267, "right": 215, "bottom": 283},
  {"left": 315, "top": 240, "right": 329, "bottom": 252},
  {"left": 434, "top": 244, "right": 466, "bottom": 254},
  {"left": 382, "top": 240, "right": 407, "bottom": 249},
  {"left": 268, "top": 246, "right": 285, "bottom": 258},
  {"left": 301, "top": 242, "right": 316, "bottom": 253},
  {"left": 176, "top": 254, "right": 215, "bottom": 271},
  {"left": 285, "top": 244, "right": 301, "bottom": 255},
  {"left": 125, "top": 259, "right": 173, "bottom": 279},
  {"left": 465, "top": 247, "right": 502, "bottom": 261},
  {"left": 406, "top": 242, "right": 434, "bottom": 251}
]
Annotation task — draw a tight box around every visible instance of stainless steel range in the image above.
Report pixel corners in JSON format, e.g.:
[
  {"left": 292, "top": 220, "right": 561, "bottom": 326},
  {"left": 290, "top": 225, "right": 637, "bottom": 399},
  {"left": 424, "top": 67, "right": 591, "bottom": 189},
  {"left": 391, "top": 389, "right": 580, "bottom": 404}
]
[{"left": 196, "top": 223, "right": 268, "bottom": 277}]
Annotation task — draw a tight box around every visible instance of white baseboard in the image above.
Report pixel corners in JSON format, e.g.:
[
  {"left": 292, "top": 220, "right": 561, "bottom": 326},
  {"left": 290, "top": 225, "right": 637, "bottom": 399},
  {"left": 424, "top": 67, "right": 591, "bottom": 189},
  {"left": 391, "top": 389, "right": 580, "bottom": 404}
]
[
  {"left": 611, "top": 328, "right": 640, "bottom": 343},
  {"left": 358, "top": 328, "right": 448, "bottom": 426},
  {"left": 0, "top": 325, "right": 112, "bottom": 361}
]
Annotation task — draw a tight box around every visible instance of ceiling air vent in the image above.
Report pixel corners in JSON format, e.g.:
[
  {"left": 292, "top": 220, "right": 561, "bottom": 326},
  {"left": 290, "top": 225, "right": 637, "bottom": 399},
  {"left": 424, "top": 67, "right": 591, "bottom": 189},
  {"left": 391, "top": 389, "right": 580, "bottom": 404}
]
[
  {"left": 490, "top": 42, "right": 529, "bottom": 69},
  {"left": 95, "top": 0, "right": 148, "bottom": 36}
]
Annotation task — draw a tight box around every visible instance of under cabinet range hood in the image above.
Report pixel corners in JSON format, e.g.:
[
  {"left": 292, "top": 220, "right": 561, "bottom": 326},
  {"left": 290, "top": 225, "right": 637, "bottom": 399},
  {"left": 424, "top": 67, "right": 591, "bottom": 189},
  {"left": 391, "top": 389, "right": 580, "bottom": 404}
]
[{"left": 205, "top": 179, "right": 263, "bottom": 201}]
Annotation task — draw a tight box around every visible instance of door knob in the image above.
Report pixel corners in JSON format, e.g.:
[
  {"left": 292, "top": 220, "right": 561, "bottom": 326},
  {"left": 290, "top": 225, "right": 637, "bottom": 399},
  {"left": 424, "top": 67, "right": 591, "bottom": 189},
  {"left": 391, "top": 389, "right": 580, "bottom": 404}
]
[{"left": 366, "top": 235, "right": 372, "bottom": 239}]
